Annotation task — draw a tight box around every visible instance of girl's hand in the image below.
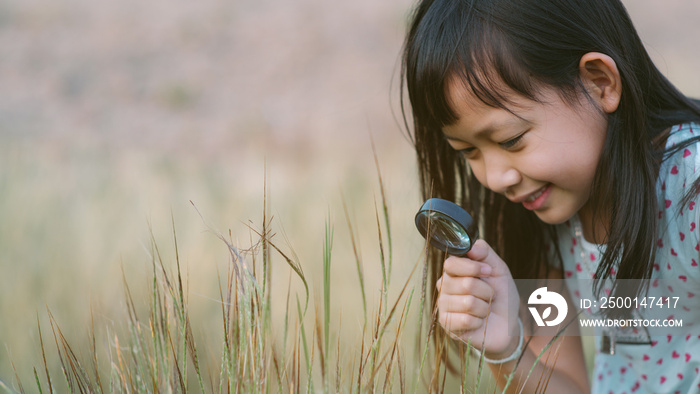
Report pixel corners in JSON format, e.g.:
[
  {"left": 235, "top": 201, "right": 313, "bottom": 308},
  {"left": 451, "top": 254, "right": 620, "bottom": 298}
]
[{"left": 436, "top": 239, "right": 521, "bottom": 357}]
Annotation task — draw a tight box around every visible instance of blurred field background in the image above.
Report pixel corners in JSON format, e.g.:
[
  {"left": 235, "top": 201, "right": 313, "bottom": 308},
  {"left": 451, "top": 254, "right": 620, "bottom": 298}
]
[{"left": 0, "top": 0, "right": 699, "bottom": 391}]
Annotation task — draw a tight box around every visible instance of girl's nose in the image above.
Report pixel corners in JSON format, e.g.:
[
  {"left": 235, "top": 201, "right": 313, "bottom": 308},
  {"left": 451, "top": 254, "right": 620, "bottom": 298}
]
[{"left": 483, "top": 158, "right": 522, "bottom": 194}]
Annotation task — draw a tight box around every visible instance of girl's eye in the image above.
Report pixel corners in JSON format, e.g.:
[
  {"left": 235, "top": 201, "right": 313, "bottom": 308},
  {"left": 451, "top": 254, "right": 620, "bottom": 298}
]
[
  {"left": 458, "top": 147, "right": 477, "bottom": 158},
  {"left": 499, "top": 134, "right": 524, "bottom": 150}
]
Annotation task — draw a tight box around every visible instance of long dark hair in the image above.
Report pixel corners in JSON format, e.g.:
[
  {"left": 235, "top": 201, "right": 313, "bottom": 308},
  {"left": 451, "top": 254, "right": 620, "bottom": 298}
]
[{"left": 401, "top": 0, "right": 700, "bottom": 321}]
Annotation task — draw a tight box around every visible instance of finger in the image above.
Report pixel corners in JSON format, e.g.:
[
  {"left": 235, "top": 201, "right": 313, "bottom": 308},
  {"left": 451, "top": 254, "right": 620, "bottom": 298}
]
[
  {"left": 436, "top": 276, "right": 494, "bottom": 301},
  {"left": 443, "top": 256, "right": 491, "bottom": 277},
  {"left": 438, "top": 294, "right": 491, "bottom": 316},
  {"left": 438, "top": 311, "right": 485, "bottom": 333}
]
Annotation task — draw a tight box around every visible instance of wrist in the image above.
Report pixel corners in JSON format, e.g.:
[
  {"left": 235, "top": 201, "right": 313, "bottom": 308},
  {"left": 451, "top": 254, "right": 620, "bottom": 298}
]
[
  {"left": 472, "top": 318, "right": 524, "bottom": 364},
  {"left": 485, "top": 333, "right": 519, "bottom": 359}
]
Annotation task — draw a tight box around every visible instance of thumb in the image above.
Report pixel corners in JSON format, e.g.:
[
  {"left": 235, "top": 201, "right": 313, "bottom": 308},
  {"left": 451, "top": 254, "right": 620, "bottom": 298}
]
[
  {"left": 465, "top": 240, "right": 510, "bottom": 277},
  {"left": 464, "top": 239, "right": 490, "bottom": 261}
]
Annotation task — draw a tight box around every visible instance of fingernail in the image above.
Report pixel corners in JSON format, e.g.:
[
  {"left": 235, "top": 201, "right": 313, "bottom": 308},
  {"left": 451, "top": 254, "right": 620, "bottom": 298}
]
[{"left": 480, "top": 264, "right": 492, "bottom": 276}]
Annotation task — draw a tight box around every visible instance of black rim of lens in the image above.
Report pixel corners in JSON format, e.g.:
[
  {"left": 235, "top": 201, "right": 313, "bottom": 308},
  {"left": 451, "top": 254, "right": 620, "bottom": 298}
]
[{"left": 414, "top": 198, "right": 475, "bottom": 255}]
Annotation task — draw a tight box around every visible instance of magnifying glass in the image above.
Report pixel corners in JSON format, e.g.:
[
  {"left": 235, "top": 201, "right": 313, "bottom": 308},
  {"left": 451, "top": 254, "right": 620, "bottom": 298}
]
[{"left": 415, "top": 198, "right": 478, "bottom": 256}]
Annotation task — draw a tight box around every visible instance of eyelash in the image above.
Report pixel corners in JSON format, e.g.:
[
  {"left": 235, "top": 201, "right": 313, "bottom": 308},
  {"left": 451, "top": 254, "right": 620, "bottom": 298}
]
[
  {"left": 458, "top": 147, "right": 477, "bottom": 158},
  {"left": 499, "top": 134, "right": 524, "bottom": 149},
  {"left": 456, "top": 133, "right": 525, "bottom": 158}
]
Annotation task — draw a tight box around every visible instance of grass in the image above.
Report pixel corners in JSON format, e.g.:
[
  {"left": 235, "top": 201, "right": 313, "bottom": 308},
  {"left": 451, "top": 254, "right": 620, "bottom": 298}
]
[{"left": 13, "top": 195, "right": 423, "bottom": 392}]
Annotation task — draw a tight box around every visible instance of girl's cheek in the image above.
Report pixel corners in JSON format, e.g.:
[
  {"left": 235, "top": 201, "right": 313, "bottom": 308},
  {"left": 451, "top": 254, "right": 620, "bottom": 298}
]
[{"left": 469, "top": 162, "right": 488, "bottom": 189}]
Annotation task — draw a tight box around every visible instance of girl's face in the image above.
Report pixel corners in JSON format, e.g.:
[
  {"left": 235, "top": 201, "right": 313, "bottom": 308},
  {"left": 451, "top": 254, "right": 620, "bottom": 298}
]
[{"left": 442, "top": 79, "right": 608, "bottom": 225}]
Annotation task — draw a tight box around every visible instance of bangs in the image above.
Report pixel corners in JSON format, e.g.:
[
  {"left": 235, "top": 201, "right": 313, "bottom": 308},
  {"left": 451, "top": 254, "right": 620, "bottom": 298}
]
[{"left": 404, "top": 1, "right": 539, "bottom": 129}]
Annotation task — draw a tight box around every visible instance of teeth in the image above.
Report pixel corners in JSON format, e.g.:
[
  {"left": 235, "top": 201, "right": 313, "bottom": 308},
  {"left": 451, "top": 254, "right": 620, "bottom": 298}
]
[{"left": 525, "top": 187, "right": 546, "bottom": 202}]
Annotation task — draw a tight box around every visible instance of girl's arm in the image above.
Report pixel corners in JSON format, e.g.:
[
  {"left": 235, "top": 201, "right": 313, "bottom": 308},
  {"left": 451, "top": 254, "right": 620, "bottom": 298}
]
[
  {"left": 437, "top": 241, "right": 589, "bottom": 393},
  {"left": 486, "top": 275, "right": 589, "bottom": 393}
]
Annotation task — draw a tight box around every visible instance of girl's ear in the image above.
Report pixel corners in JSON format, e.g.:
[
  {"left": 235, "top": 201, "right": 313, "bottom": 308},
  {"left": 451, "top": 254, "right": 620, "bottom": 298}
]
[{"left": 578, "top": 52, "right": 622, "bottom": 113}]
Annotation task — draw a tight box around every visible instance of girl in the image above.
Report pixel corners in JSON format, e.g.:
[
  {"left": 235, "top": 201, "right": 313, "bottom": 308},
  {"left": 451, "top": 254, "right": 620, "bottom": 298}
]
[{"left": 401, "top": 0, "right": 700, "bottom": 392}]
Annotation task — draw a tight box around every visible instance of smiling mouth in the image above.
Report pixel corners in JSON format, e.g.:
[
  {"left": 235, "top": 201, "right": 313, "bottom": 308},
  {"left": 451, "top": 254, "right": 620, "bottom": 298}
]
[
  {"left": 524, "top": 186, "right": 548, "bottom": 203},
  {"left": 517, "top": 184, "right": 553, "bottom": 211}
]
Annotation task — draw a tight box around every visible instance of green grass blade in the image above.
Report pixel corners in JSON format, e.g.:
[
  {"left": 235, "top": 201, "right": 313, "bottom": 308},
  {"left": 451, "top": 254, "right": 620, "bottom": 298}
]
[
  {"left": 33, "top": 368, "right": 43, "bottom": 394},
  {"left": 371, "top": 137, "right": 392, "bottom": 285},
  {"left": 341, "top": 193, "right": 367, "bottom": 324},
  {"left": 323, "top": 212, "right": 333, "bottom": 392},
  {"left": 295, "top": 296, "right": 312, "bottom": 391}
]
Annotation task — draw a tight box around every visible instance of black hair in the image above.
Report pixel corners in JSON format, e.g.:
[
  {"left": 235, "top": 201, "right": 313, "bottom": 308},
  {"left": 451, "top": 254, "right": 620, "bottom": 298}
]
[{"left": 401, "top": 0, "right": 700, "bottom": 325}]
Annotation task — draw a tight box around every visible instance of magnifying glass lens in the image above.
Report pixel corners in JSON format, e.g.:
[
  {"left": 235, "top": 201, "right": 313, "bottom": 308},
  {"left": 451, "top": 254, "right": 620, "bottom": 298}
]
[
  {"left": 415, "top": 198, "right": 476, "bottom": 256},
  {"left": 424, "top": 212, "right": 471, "bottom": 250}
]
